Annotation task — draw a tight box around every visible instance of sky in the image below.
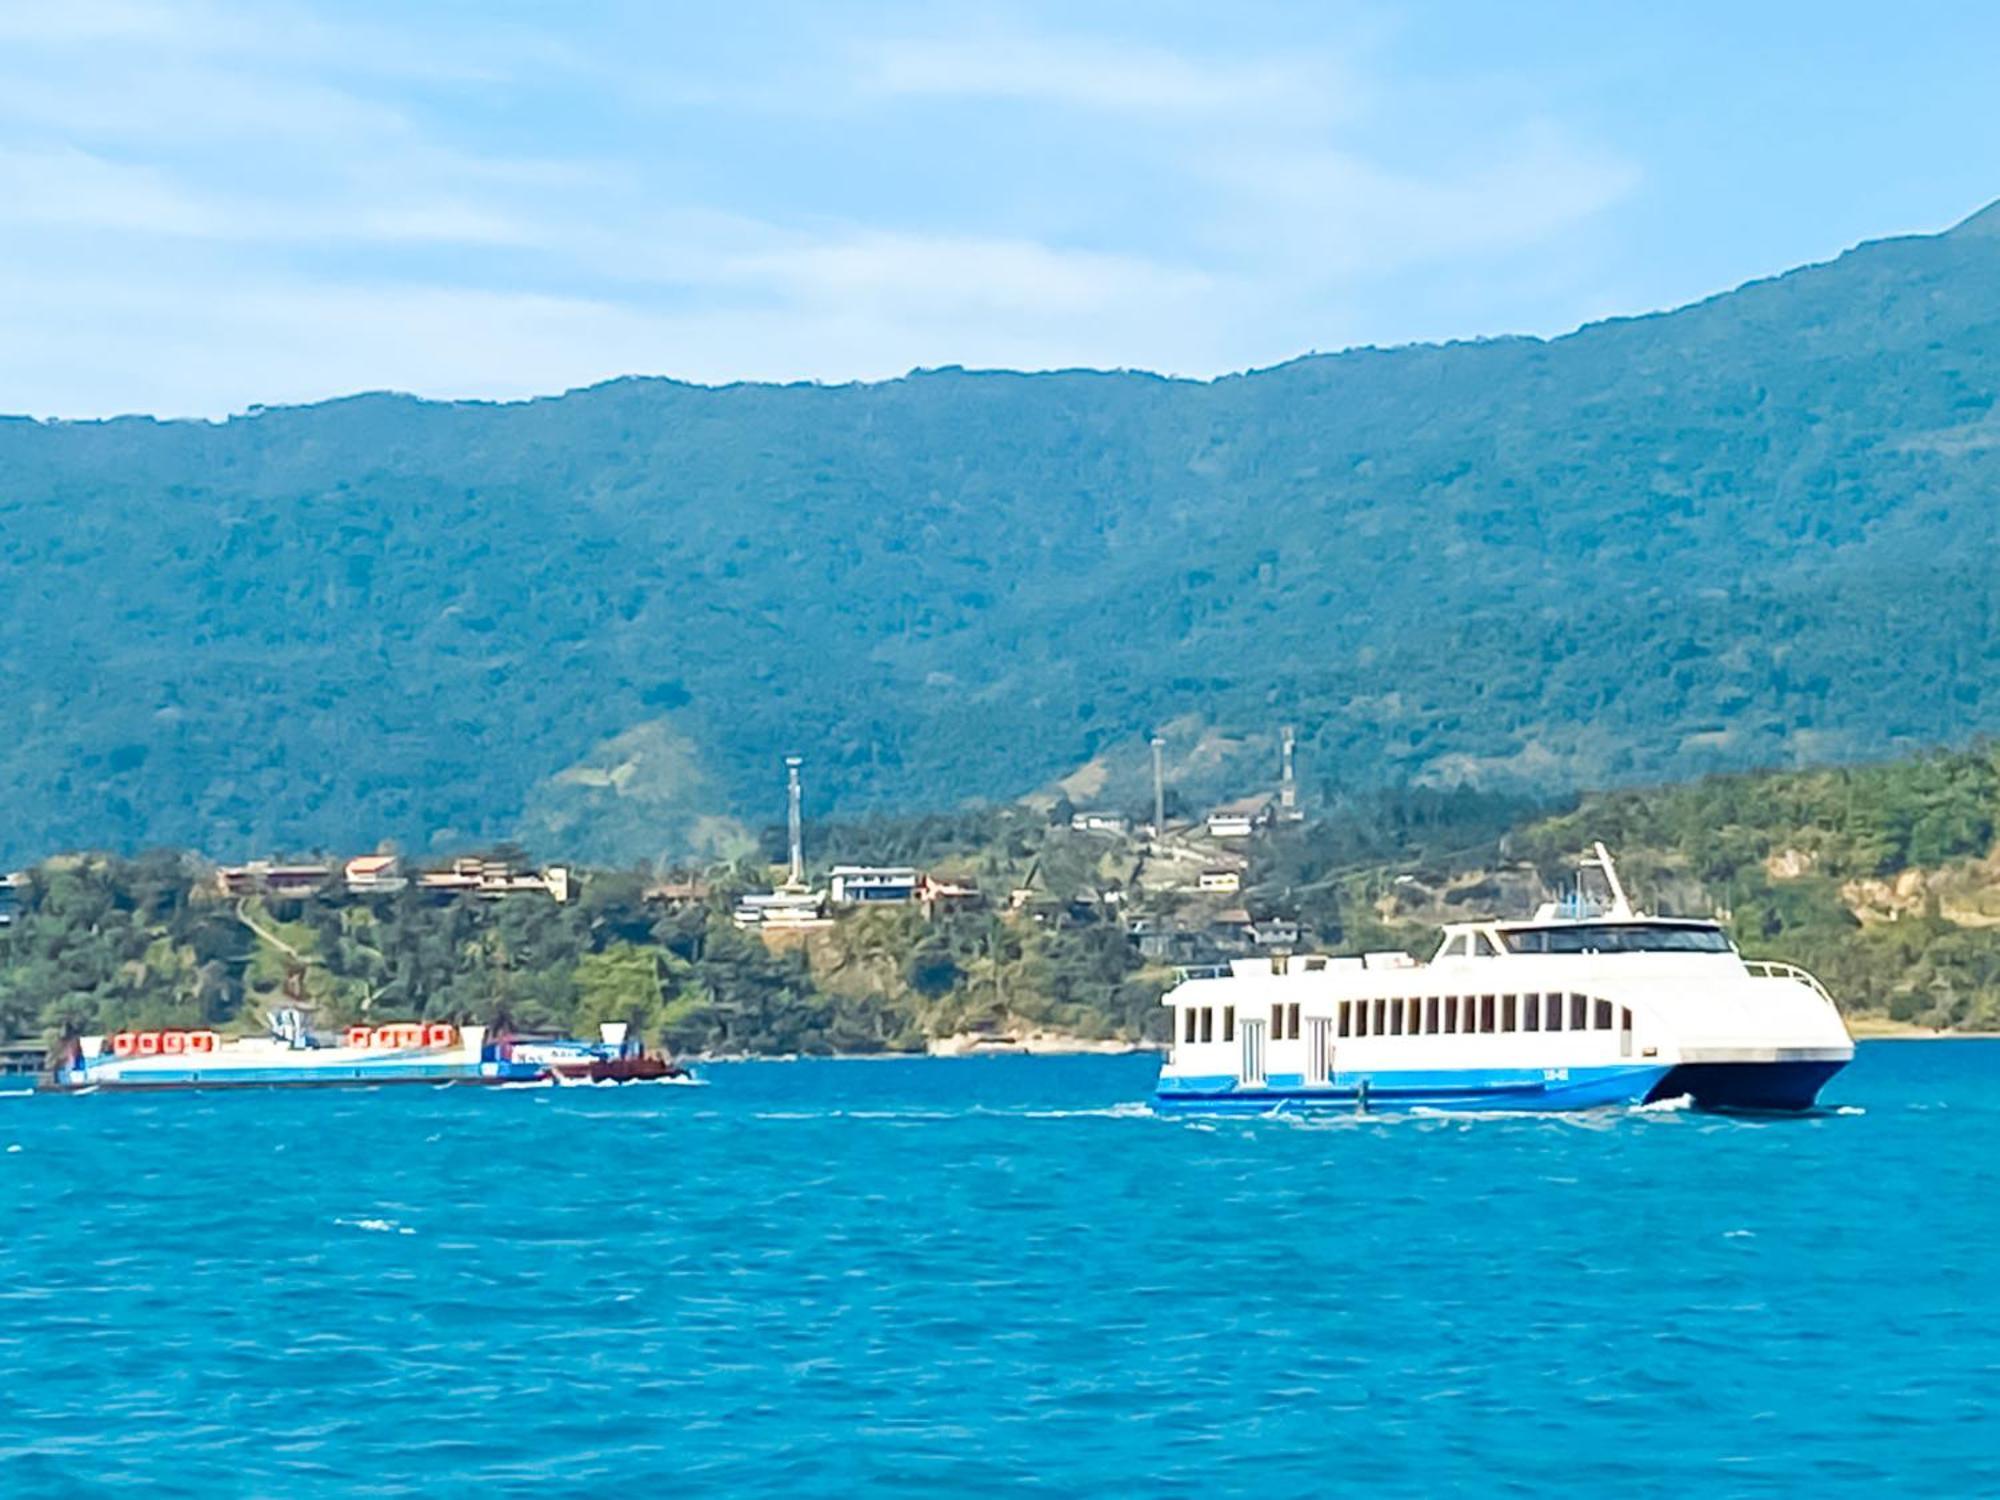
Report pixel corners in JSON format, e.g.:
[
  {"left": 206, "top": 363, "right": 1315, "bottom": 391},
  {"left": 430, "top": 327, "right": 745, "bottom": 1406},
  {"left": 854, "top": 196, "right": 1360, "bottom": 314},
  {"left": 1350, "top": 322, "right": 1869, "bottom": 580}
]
[{"left": 3, "top": 0, "right": 1998, "bottom": 418}]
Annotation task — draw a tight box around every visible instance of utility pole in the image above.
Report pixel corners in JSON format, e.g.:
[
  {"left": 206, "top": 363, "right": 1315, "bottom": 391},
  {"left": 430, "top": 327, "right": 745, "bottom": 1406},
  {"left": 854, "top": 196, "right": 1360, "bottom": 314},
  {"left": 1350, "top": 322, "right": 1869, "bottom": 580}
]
[
  {"left": 1151, "top": 735, "right": 1166, "bottom": 835},
  {"left": 1279, "top": 725, "right": 1301, "bottom": 821},
  {"left": 785, "top": 755, "right": 805, "bottom": 888}
]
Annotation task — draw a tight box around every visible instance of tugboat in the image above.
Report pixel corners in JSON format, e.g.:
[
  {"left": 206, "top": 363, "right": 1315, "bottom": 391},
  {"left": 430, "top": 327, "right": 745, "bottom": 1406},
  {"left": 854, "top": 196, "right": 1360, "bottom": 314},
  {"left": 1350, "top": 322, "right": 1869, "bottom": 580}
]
[
  {"left": 1154, "top": 844, "right": 1854, "bottom": 1115},
  {"left": 501, "top": 1023, "right": 696, "bottom": 1084}
]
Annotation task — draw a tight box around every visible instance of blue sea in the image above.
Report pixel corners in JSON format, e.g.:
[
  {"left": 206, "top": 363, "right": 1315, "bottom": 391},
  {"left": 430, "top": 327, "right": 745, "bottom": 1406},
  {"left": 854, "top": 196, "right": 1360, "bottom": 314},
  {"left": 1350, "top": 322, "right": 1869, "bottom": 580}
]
[{"left": 3, "top": 1042, "right": 1996, "bottom": 1497}]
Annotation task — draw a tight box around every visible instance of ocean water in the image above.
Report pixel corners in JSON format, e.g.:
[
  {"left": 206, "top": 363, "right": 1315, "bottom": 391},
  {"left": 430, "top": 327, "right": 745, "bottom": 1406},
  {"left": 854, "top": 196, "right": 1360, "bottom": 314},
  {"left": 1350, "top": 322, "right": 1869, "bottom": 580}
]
[{"left": 2, "top": 1043, "right": 1996, "bottom": 1497}]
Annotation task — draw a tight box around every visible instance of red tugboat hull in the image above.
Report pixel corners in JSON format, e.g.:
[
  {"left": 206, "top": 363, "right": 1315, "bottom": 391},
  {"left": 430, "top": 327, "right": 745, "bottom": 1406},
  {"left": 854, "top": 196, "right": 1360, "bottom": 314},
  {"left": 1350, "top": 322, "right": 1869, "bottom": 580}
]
[{"left": 551, "top": 1056, "right": 691, "bottom": 1083}]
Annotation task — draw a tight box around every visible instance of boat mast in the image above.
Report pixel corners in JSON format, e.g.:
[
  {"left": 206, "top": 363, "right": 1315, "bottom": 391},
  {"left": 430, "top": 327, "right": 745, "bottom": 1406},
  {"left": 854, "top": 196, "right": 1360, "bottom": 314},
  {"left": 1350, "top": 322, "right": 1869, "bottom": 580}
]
[{"left": 1590, "top": 841, "right": 1635, "bottom": 918}]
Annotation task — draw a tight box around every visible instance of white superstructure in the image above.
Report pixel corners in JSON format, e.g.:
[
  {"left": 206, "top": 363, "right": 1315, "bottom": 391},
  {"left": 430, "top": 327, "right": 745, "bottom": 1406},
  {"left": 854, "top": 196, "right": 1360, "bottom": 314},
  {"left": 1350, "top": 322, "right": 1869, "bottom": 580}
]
[{"left": 1155, "top": 845, "right": 1854, "bottom": 1113}]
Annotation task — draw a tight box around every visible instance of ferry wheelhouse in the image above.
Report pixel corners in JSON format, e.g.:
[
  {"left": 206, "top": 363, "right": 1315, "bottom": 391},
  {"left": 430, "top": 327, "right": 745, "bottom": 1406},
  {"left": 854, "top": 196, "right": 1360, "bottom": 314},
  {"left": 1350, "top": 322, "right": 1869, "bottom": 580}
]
[{"left": 1155, "top": 846, "right": 1854, "bottom": 1114}]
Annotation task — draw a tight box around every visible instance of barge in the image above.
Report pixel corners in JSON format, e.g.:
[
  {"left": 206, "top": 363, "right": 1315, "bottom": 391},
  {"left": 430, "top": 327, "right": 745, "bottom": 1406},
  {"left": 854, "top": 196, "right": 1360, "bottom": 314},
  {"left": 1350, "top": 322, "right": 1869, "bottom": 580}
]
[{"left": 41, "top": 1011, "right": 689, "bottom": 1092}]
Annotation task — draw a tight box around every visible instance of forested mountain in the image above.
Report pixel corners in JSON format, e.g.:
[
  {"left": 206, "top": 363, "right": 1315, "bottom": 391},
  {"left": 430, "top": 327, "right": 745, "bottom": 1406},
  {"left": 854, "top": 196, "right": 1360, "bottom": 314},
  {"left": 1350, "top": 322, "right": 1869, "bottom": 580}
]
[{"left": 3, "top": 204, "right": 1999, "bottom": 864}]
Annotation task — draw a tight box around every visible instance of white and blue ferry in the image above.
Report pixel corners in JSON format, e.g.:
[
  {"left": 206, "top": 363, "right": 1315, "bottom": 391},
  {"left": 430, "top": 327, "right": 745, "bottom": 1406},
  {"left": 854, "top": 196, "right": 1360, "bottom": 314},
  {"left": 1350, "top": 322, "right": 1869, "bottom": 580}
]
[{"left": 1155, "top": 846, "right": 1854, "bottom": 1114}]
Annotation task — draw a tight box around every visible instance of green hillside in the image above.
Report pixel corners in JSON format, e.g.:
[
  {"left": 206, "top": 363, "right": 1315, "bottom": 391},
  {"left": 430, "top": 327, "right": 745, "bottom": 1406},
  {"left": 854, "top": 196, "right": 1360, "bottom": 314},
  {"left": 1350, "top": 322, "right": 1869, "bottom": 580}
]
[
  {"left": 5, "top": 747, "right": 1997, "bottom": 1056},
  {"left": 2, "top": 206, "right": 1998, "bottom": 863}
]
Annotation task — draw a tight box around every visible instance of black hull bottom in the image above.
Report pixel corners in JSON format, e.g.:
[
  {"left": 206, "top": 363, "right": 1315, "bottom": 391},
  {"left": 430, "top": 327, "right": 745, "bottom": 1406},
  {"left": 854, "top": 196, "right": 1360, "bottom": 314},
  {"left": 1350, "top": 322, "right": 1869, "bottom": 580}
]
[{"left": 1646, "top": 1059, "right": 1847, "bottom": 1112}]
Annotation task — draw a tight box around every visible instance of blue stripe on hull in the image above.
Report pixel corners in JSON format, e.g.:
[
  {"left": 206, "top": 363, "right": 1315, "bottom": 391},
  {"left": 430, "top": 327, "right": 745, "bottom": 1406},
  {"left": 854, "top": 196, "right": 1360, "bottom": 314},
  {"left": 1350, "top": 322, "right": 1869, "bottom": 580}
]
[
  {"left": 53, "top": 1061, "right": 542, "bottom": 1089},
  {"left": 1154, "top": 1063, "right": 1671, "bottom": 1114}
]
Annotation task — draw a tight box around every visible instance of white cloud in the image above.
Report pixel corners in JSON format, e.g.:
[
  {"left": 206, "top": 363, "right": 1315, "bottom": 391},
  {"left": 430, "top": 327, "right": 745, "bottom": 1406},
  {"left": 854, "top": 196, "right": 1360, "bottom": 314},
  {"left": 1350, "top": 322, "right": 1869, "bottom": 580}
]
[
  {"left": 0, "top": 146, "right": 216, "bottom": 235},
  {"left": 1206, "top": 126, "right": 1641, "bottom": 275},
  {"left": 725, "top": 231, "right": 1212, "bottom": 317},
  {"left": 0, "top": 254, "right": 1244, "bottom": 418},
  {"left": 855, "top": 33, "right": 1357, "bottom": 119},
  {"left": 0, "top": 3, "right": 1645, "bottom": 417}
]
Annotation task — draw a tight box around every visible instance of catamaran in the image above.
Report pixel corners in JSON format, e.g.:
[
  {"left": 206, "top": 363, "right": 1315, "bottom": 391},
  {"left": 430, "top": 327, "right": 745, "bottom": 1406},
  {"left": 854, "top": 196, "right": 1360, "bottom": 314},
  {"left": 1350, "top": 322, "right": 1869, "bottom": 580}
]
[{"left": 1155, "top": 845, "right": 1853, "bottom": 1114}]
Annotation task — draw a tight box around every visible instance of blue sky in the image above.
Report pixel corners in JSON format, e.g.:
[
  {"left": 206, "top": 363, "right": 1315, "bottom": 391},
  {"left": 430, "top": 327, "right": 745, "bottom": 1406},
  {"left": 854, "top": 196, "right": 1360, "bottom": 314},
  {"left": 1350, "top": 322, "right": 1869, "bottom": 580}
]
[{"left": 3, "top": 0, "right": 1997, "bottom": 417}]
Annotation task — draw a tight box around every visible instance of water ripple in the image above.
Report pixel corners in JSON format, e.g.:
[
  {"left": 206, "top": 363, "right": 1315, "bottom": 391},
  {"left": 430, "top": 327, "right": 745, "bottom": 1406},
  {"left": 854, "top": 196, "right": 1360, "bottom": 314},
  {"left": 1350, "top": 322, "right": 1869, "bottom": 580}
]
[{"left": 0, "top": 1045, "right": 1995, "bottom": 1496}]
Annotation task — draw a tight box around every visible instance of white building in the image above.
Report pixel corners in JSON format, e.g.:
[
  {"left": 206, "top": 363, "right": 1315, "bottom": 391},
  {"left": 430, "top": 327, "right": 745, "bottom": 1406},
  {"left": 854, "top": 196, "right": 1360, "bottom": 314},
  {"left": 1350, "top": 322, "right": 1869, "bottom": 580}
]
[
  {"left": 1069, "top": 811, "right": 1130, "bottom": 835},
  {"left": 828, "top": 865, "right": 920, "bottom": 904},
  {"left": 1205, "top": 794, "right": 1276, "bottom": 840},
  {"left": 733, "top": 889, "right": 833, "bottom": 930},
  {"left": 343, "top": 854, "right": 407, "bottom": 894}
]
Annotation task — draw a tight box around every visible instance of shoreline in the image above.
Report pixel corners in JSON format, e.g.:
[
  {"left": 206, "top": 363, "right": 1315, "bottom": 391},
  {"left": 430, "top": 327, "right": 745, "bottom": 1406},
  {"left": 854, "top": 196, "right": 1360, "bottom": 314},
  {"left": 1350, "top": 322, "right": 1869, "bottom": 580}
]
[
  {"left": 1847, "top": 1018, "right": 2000, "bottom": 1040},
  {"left": 691, "top": 1041, "right": 1163, "bottom": 1063}
]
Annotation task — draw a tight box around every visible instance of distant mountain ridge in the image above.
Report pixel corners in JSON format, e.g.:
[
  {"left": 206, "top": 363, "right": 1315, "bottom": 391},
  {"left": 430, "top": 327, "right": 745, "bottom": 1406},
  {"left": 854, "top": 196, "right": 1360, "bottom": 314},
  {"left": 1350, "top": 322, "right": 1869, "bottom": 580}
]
[{"left": 3, "top": 202, "right": 1998, "bottom": 864}]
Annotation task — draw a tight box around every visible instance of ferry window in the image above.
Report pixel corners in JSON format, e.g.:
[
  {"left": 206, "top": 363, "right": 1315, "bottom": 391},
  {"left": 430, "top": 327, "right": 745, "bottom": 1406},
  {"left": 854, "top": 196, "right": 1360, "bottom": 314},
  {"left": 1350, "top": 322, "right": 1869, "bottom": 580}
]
[
  {"left": 1479, "top": 995, "right": 1496, "bottom": 1033},
  {"left": 1570, "top": 994, "right": 1588, "bottom": 1030},
  {"left": 1304, "top": 957, "right": 1326, "bottom": 972},
  {"left": 1288, "top": 1003, "right": 1302, "bottom": 1041},
  {"left": 1442, "top": 996, "right": 1456, "bottom": 1033},
  {"left": 1501, "top": 994, "right": 1517, "bottom": 1031},
  {"left": 1523, "top": 993, "right": 1540, "bottom": 1032},
  {"left": 1184, "top": 1007, "right": 1197, "bottom": 1043},
  {"left": 1337, "top": 1002, "right": 1352, "bottom": 1039},
  {"left": 1389, "top": 1000, "right": 1404, "bottom": 1037},
  {"left": 1444, "top": 934, "right": 1469, "bottom": 958},
  {"left": 1595, "top": 999, "right": 1613, "bottom": 1030},
  {"left": 1270, "top": 1003, "right": 1283, "bottom": 1038},
  {"left": 1502, "top": 923, "right": 1732, "bottom": 955},
  {"left": 1546, "top": 993, "right": 1563, "bottom": 1031},
  {"left": 1356, "top": 1000, "right": 1370, "bottom": 1038},
  {"left": 1425, "top": 996, "right": 1440, "bottom": 1034},
  {"left": 1223, "top": 1006, "right": 1236, "bottom": 1043},
  {"left": 1472, "top": 932, "right": 1498, "bottom": 957},
  {"left": 1200, "top": 1007, "right": 1214, "bottom": 1043},
  {"left": 1373, "top": 998, "right": 1387, "bottom": 1036}
]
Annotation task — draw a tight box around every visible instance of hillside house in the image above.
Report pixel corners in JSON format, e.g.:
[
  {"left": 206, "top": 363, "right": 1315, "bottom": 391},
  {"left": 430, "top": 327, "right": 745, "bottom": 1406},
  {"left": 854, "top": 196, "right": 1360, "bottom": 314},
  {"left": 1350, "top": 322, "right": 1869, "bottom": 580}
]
[
  {"left": 343, "top": 854, "right": 406, "bottom": 894},
  {"left": 1205, "top": 794, "right": 1276, "bottom": 839},
  {"left": 1069, "top": 811, "right": 1129, "bottom": 835},
  {"left": 828, "top": 865, "right": 920, "bottom": 904},
  {"left": 418, "top": 857, "right": 571, "bottom": 903},
  {"left": 733, "top": 888, "right": 833, "bottom": 930},
  {"left": 217, "top": 861, "right": 333, "bottom": 899}
]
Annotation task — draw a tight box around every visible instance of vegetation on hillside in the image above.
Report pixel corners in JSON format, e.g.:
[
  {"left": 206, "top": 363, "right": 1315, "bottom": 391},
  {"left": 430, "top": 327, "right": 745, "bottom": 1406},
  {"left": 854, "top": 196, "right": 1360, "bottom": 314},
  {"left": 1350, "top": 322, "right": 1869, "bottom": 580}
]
[
  {"left": 0, "top": 853, "right": 1165, "bottom": 1058},
  {"left": 2, "top": 211, "right": 1999, "bottom": 863},
  {"left": 5, "top": 745, "right": 1999, "bottom": 1057},
  {"left": 1508, "top": 746, "right": 2000, "bottom": 1028}
]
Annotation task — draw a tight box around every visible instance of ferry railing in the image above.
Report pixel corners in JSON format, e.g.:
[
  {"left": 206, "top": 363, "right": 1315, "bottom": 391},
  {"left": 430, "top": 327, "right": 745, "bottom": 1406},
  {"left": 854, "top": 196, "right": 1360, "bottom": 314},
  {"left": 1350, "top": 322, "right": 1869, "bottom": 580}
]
[
  {"left": 1172, "top": 964, "right": 1232, "bottom": 982},
  {"left": 1743, "top": 959, "right": 1837, "bottom": 1008}
]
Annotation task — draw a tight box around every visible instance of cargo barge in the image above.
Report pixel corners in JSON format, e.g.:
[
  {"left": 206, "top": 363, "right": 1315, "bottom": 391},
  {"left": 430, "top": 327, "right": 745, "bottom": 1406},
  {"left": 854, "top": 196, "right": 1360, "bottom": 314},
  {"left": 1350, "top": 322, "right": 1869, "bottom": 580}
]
[{"left": 41, "top": 1011, "right": 689, "bottom": 1092}]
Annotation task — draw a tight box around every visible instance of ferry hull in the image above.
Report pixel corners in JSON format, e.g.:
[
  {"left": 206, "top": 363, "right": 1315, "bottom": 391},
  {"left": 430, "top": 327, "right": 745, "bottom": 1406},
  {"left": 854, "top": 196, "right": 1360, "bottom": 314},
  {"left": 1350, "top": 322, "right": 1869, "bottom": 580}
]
[
  {"left": 39, "top": 1073, "right": 524, "bottom": 1093},
  {"left": 1154, "top": 1063, "right": 1672, "bottom": 1115},
  {"left": 39, "top": 1061, "right": 539, "bottom": 1092},
  {"left": 1646, "top": 1057, "right": 1848, "bottom": 1112}
]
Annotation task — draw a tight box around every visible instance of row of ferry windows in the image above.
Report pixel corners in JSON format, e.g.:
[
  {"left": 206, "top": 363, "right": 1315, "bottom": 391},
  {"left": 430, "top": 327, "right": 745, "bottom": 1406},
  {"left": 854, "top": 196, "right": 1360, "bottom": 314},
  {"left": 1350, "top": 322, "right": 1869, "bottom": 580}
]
[
  {"left": 1182, "top": 1003, "right": 1301, "bottom": 1045},
  {"left": 1338, "top": 993, "right": 1624, "bottom": 1038},
  {"left": 1178, "top": 995, "right": 1628, "bottom": 1044}
]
